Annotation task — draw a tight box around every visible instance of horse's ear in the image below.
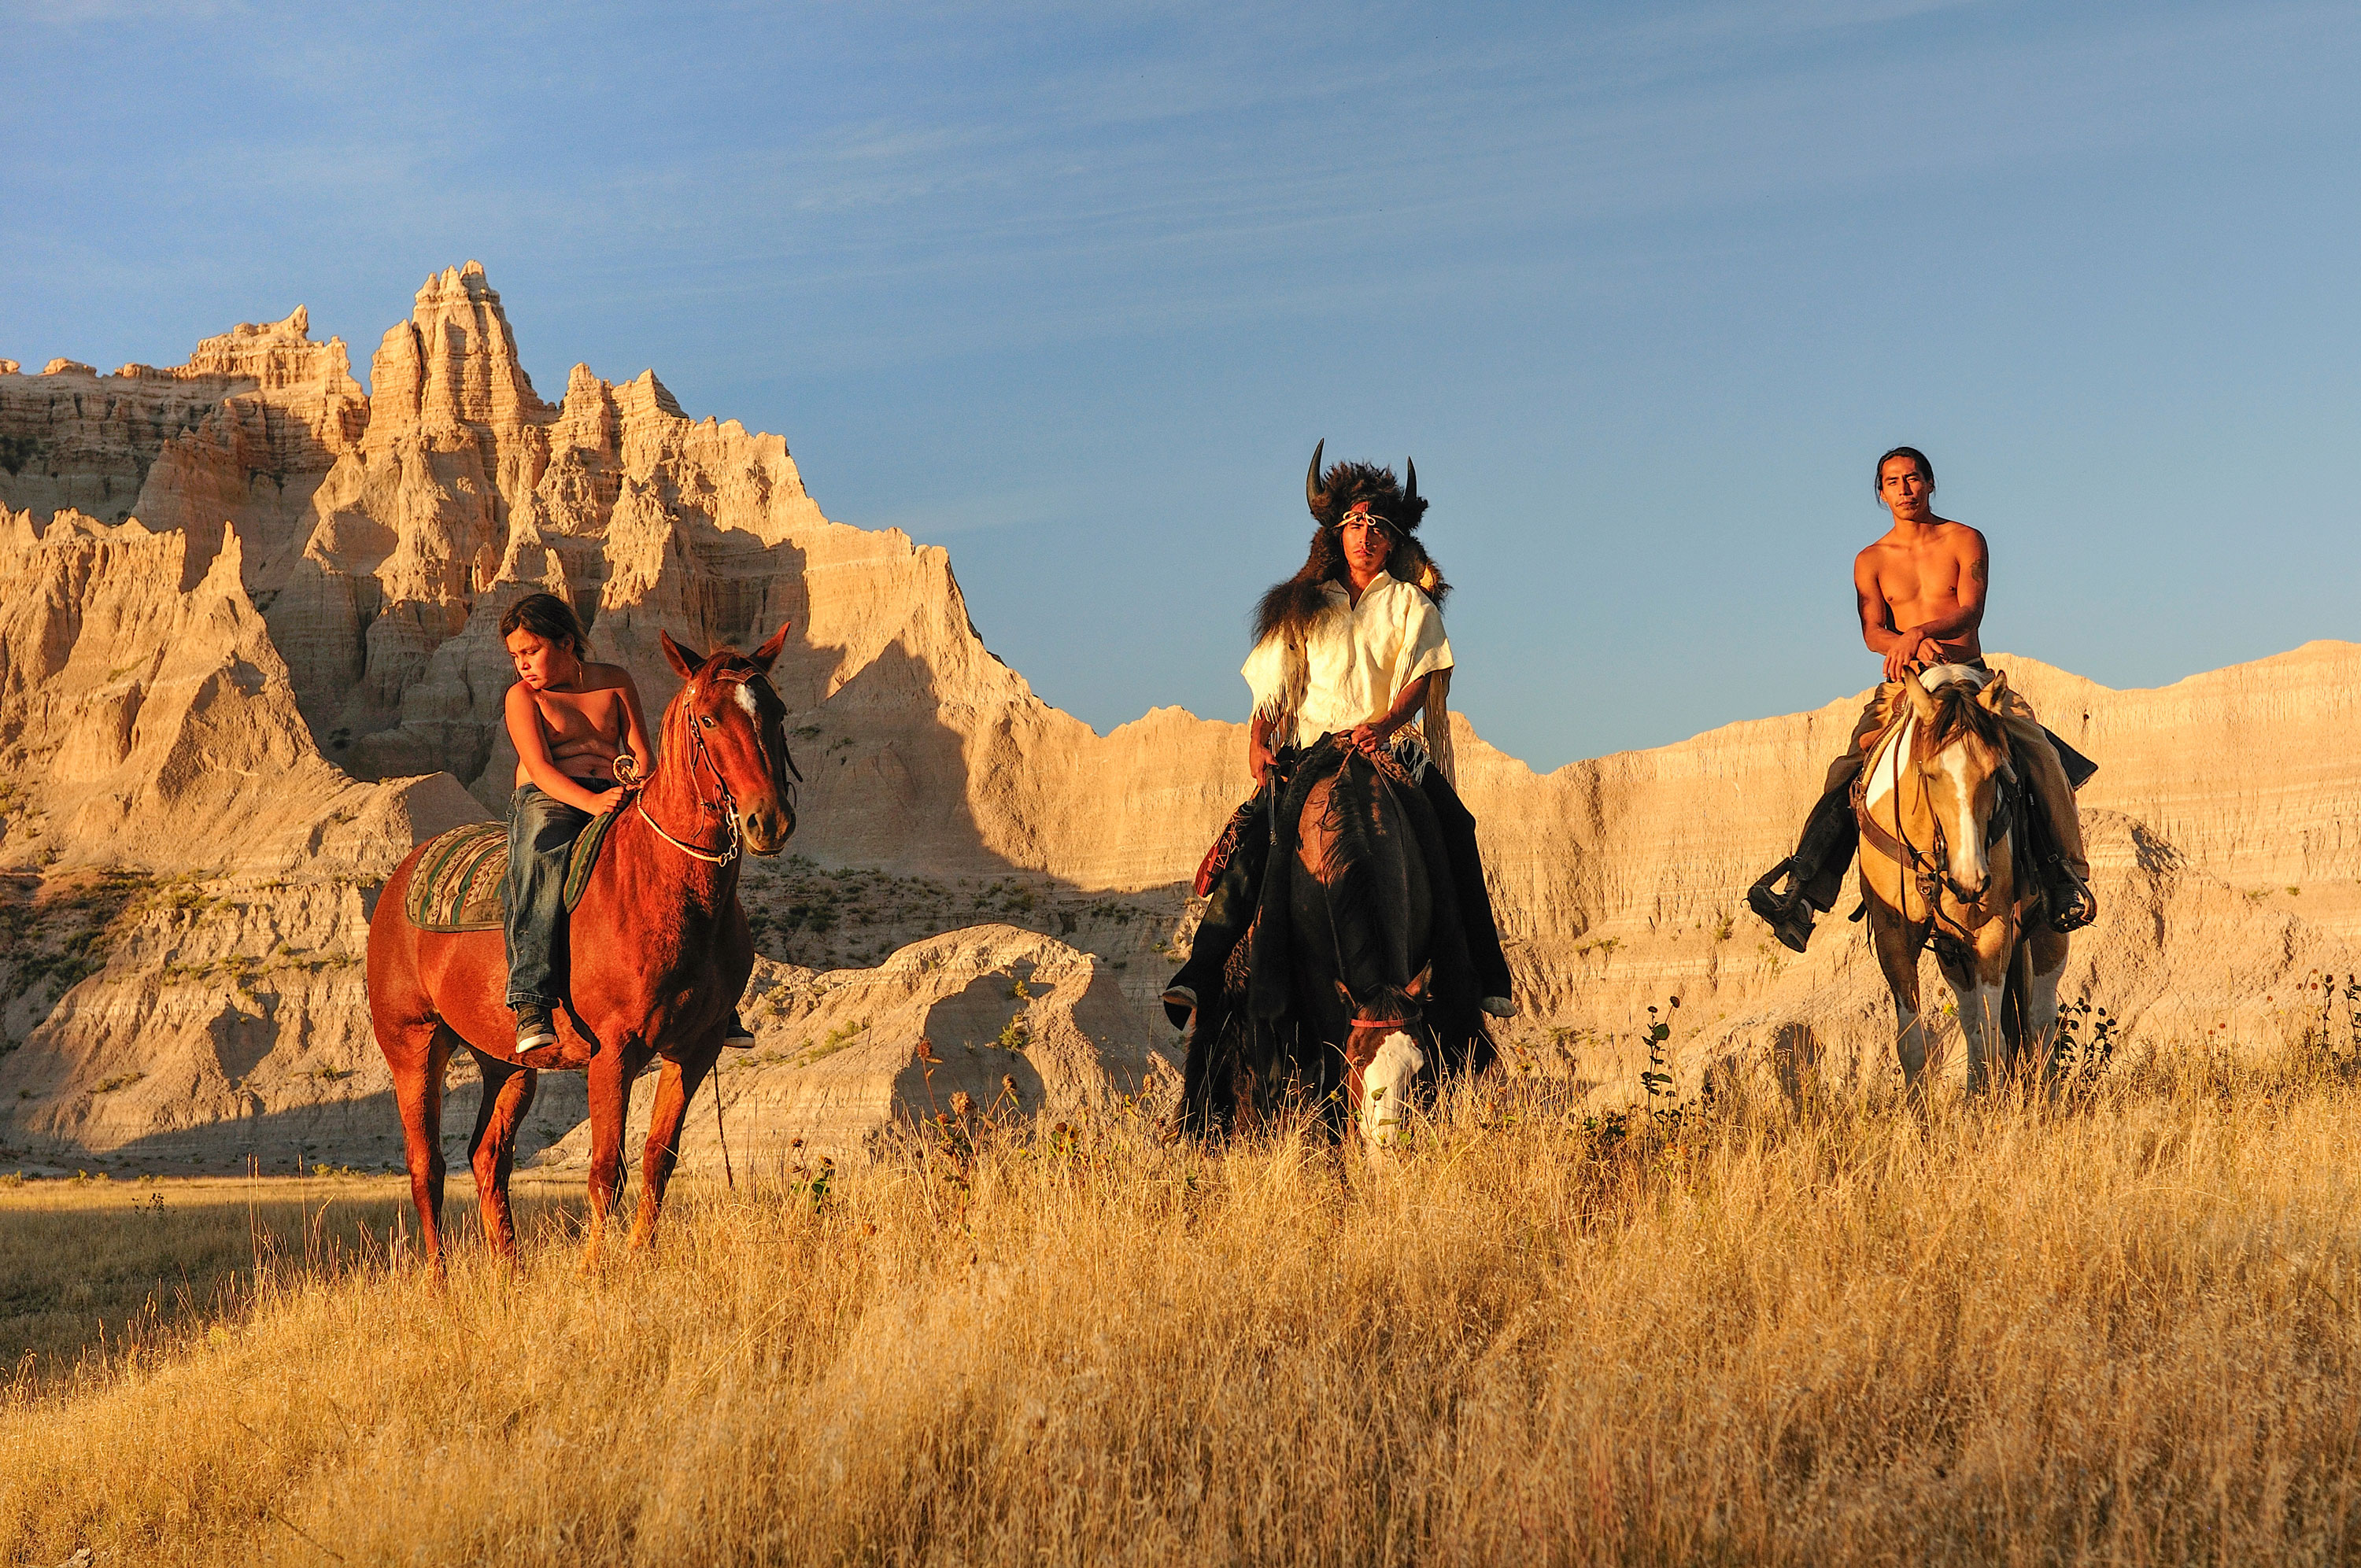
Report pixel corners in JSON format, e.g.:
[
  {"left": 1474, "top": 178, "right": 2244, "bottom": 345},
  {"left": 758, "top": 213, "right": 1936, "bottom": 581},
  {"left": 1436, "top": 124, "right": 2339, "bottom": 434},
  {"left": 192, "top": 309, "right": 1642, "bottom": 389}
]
[
  {"left": 1406, "top": 963, "right": 1432, "bottom": 1002},
  {"left": 1335, "top": 979, "right": 1357, "bottom": 1015},
  {"left": 660, "top": 631, "right": 704, "bottom": 679},
  {"left": 750, "top": 621, "right": 793, "bottom": 674},
  {"left": 1904, "top": 676, "right": 1940, "bottom": 725},
  {"left": 1976, "top": 670, "right": 2011, "bottom": 712}
]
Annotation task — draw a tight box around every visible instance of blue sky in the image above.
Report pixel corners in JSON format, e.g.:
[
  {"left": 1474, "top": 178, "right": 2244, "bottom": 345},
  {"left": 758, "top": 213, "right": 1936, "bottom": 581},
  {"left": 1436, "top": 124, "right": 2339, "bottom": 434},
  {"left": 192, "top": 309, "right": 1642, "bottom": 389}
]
[{"left": 6, "top": 2, "right": 2356, "bottom": 769}]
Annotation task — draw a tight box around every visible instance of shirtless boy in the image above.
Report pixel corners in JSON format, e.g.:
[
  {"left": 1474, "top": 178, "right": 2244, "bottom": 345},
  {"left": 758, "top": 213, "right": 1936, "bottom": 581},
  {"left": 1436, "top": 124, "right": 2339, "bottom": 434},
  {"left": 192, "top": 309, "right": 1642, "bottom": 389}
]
[
  {"left": 1746, "top": 447, "right": 2097, "bottom": 953},
  {"left": 499, "top": 592, "right": 652, "bottom": 1052},
  {"left": 501, "top": 596, "right": 760, "bottom": 1055}
]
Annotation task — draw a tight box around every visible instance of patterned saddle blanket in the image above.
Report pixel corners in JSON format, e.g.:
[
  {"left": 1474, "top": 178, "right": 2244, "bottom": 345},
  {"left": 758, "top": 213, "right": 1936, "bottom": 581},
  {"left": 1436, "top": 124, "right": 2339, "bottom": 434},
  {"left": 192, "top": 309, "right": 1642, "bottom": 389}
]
[{"left": 401, "top": 808, "right": 626, "bottom": 933}]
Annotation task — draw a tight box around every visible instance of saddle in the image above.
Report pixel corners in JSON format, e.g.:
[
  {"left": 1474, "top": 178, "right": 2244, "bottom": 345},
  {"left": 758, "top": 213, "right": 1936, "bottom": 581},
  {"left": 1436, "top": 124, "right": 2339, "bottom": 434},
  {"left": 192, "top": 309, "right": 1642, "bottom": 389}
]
[{"left": 401, "top": 809, "right": 626, "bottom": 933}]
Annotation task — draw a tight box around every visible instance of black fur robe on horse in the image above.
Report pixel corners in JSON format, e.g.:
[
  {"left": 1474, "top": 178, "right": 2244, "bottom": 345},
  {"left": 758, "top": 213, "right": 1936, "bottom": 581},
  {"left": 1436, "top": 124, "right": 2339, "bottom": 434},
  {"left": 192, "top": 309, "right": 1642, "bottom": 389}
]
[
  {"left": 1177, "top": 734, "right": 1497, "bottom": 1140},
  {"left": 1168, "top": 446, "right": 1509, "bottom": 1139}
]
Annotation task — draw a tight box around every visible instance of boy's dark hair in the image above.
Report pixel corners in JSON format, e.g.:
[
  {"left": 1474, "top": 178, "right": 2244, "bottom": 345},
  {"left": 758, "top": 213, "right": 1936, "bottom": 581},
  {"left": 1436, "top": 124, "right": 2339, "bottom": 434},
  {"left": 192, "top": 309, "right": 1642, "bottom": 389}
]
[
  {"left": 499, "top": 592, "right": 588, "bottom": 656},
  {"left": 1875, "top": 445, "right": 1934, "bottom": 491}
]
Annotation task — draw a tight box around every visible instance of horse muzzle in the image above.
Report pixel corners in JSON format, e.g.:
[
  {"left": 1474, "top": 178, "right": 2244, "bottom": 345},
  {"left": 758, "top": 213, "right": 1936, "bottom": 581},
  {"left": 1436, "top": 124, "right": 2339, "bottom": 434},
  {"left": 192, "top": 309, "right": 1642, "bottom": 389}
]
[{"left": 739, "top": 802, "right": 796, "bottom": 857}]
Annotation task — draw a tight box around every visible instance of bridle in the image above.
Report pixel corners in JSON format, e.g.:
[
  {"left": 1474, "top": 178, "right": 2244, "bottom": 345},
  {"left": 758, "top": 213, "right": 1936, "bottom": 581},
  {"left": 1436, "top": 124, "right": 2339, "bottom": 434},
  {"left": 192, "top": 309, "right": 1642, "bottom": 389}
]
[
  {"left": 623, "top": 669, "right": 800, "bottom": 866},
  {"left": 1853, "top": 697, "right": 2016, "bottom": 957}
]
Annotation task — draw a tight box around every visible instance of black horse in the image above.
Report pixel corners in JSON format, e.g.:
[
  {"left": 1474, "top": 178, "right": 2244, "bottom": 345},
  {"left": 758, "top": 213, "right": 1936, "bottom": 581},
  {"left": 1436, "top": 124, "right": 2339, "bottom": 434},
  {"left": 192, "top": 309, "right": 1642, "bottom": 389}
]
[{"left": 1178, "top": 740, "right": 1493, "bottom": 1145}]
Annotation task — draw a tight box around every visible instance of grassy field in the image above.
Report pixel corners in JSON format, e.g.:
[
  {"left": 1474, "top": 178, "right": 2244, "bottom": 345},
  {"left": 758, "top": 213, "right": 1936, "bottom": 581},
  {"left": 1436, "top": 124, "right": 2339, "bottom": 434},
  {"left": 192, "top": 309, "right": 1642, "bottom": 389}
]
[{"left": 6, "top": 1043, "right": 2361, "bottom": 1566}]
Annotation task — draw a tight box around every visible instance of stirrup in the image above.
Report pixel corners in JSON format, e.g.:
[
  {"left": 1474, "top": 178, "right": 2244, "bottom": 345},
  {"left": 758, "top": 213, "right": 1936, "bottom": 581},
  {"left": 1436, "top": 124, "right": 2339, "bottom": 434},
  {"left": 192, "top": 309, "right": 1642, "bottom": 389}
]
[
  {"left": 1746, "top": 858, "right": 1805, "bottom": 917},
  {"left": 722, "top": 1009, "right": 756, "bottom": 1049},
  {"left": 1746, "top": 859, "right": 1816, "bottom": 954},
  {"left": 2049, "top": 876, "right": 2098, "bottom": 934}
]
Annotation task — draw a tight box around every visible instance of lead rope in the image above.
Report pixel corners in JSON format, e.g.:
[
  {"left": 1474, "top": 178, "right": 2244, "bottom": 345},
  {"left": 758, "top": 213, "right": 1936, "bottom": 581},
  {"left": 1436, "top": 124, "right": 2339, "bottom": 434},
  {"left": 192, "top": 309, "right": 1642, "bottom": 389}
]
[
  {"left": 712, "top": 1071, "right": 734, "bottom": 1191},
  {"left": 630, "top": 718, "right": 743, "bottom": 864}
]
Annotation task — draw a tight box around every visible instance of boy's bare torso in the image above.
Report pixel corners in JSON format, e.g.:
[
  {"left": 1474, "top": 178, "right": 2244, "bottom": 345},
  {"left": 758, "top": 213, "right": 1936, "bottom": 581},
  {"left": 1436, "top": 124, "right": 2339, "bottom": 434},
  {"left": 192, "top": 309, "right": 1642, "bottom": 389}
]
[{"left": 514, "top": 664, "right": 634, "bottom": 787}]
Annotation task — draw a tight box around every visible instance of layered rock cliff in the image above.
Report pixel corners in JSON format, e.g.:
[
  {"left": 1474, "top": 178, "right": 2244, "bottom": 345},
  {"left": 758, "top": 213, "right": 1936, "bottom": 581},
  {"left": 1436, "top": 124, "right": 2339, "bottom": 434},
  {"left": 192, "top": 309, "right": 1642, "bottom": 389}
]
[{"left": 2, "top": 262, "right": 2355, "bottom": 1171}]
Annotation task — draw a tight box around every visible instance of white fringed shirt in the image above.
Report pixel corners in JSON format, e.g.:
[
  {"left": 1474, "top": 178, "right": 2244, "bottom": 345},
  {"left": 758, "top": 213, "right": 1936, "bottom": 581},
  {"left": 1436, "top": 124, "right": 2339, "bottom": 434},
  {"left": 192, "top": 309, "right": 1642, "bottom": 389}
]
[{"left": 1241, "top": 573, "right": 1454, "bottom": 752}]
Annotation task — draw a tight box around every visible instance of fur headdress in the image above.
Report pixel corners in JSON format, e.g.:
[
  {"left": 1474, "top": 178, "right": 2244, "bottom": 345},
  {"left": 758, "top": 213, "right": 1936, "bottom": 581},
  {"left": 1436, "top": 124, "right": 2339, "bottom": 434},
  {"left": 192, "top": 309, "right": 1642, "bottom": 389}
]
[{"left": 1252, "top": 441, "right": 1450, "bottom": 648}]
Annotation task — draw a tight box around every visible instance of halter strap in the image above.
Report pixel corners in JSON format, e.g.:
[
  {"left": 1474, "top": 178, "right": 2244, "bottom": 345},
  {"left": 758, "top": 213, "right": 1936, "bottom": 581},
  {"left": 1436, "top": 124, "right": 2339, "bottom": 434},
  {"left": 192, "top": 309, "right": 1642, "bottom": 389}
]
[{"left": 630, "top": 702, "right": 743, "bottom": 865}]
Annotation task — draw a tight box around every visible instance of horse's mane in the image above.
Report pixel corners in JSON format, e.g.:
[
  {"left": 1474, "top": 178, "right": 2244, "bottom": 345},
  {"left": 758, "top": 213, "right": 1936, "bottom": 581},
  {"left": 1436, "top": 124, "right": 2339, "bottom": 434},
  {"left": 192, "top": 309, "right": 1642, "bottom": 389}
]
[
  {"left": 1919, "top": 683, "right": 2007, "bottom": 753},
  {"left": 1316, "top": 755, "right": 1417, "bottom": 1010}
]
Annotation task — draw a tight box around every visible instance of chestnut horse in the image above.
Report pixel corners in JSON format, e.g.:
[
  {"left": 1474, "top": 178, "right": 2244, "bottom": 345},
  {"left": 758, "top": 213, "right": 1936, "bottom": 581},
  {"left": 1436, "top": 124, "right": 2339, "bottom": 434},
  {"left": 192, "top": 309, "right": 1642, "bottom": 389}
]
[
  {"left": 1857, "top": 665, "right": 2070, "bottom": 1092},
  {"left": 367, "top": 624, "right": 800, "bottom": 1269}
]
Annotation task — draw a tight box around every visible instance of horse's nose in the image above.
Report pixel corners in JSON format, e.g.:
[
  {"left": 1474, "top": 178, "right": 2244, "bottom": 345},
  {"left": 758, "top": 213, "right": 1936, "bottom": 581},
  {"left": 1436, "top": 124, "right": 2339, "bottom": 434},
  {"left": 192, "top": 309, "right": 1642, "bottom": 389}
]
[{"left": 741, "top": 804, "right": 793, "bottom": 855}]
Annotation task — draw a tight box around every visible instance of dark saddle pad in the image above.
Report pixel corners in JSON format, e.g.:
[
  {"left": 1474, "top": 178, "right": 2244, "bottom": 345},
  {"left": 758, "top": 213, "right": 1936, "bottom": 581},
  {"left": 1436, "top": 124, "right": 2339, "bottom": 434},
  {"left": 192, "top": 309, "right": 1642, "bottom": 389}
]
[{"left": 401, "top": 809, "right": 624, "bottom": 933}]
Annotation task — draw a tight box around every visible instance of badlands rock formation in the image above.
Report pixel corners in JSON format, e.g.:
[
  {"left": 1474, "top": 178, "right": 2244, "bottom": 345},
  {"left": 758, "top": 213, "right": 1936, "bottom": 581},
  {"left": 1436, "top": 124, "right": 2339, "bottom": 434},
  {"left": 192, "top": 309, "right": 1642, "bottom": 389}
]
[{"left": 2, "top": 261, "right": 2356, "bottom": 1172}]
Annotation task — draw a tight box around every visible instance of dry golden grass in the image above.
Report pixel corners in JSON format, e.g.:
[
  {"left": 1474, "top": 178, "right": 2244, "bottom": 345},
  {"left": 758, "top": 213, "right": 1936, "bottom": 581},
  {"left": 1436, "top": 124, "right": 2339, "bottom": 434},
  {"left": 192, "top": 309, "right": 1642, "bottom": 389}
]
[
  {"left": 6, "top": 1046, "right": 2361, "bottom": 1566},
  {"left": 0, "top": 1175, "right": 572, "bottom": 1381}
]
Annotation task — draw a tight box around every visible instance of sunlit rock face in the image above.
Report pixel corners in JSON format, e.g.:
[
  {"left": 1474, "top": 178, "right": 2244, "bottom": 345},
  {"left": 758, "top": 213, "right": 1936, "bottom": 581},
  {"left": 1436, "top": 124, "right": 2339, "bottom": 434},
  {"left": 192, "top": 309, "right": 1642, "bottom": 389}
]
[{"left": 5, "top": 261, "right": 2361, "bottom": 1170}]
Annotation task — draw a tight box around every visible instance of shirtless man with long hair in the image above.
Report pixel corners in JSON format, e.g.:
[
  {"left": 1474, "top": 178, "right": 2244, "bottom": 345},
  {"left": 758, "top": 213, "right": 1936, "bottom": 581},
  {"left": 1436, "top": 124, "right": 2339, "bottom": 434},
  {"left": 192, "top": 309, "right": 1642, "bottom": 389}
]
[{"left": 1747, "top": 447, "right": 2098, "bottom": 951}]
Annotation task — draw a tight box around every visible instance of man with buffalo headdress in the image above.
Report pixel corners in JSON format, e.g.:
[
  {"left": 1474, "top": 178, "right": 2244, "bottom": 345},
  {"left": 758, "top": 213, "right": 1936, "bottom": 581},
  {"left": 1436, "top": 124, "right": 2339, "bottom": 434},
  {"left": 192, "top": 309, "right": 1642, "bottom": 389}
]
[{"left": 1161, "top": 444, "right": 1517, "bottom": 1031}]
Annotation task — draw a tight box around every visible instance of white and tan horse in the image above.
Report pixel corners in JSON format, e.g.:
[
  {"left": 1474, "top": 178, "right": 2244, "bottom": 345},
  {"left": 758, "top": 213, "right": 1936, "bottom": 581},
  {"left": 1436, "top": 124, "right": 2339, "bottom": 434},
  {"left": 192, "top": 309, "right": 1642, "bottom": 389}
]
[{"left": 1857, "top": 665, "right": 2071, "bottom": 1091}]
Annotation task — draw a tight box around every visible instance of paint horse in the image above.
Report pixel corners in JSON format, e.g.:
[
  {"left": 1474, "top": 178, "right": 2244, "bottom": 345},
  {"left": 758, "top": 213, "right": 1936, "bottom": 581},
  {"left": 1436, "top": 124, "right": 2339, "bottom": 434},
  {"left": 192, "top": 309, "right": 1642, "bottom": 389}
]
[
  {"left": 1183, "top": 743, "right": 1488, "bottom": 1148},
  {"left": 1856, "top": 664, "right": 2070, "bottom": 1090},
  {"left": 367, "top": 625, "right": 800, "bottom": 1269}
]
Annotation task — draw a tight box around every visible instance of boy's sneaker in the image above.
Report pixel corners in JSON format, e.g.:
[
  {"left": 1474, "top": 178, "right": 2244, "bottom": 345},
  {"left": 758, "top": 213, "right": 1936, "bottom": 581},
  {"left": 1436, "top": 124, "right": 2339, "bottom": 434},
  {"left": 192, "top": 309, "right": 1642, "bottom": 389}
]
[
  {"left": 513, "top": 1003, "right": 559, "bottom": 1054},
  {"left": 722, "top": 1010, "right": 756, "bottom": 1050}
]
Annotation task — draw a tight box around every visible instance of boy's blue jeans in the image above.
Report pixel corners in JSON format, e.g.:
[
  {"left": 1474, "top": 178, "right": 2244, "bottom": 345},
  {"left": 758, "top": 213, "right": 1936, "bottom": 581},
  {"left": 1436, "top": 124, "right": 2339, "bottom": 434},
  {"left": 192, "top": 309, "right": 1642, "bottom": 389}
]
[{"left": 503, "top": 780, "right": 613, "bottom": 1010}]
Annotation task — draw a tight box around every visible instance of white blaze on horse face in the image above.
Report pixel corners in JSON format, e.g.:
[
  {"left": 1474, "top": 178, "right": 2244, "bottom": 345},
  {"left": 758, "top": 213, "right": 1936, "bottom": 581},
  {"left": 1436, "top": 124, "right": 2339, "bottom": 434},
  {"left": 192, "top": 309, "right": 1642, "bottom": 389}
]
[
  {"left": 1934, "top": 745, "right": 1989, "bottom": 888},
  {"left": 1360, "top": 1031, "right": 1424, "bottom": 1148},
  {"left": 733, "top": 681, "right": 759, "bottom": 720}
]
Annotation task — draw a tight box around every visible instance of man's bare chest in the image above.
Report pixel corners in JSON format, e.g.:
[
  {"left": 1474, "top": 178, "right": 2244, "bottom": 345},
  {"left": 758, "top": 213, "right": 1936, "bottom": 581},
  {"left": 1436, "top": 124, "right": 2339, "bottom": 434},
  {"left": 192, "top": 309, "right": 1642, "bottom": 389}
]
[{"left": 1874, "top": 550, "right": 1960, "bottom": 608}]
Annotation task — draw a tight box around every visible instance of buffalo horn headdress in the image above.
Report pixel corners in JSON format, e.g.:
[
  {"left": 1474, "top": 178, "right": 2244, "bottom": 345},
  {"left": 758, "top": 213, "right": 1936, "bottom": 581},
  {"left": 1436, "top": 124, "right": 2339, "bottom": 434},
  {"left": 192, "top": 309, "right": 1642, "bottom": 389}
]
[
  {"left": 1252, "top": 441, "right": 1460, "bottom": 780},
  {"left": 1257, "top": 441, "right": 1448, "bottom": 645}
]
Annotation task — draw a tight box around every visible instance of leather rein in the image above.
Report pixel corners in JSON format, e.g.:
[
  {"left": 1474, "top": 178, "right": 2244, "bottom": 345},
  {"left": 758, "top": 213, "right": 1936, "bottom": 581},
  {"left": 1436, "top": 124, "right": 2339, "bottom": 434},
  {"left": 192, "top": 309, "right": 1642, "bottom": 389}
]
[
  {"left": 1321, "top": 737, "right": 1432, "bottom": 1042},
  {"left": 617, "top": 673, "right": 800, "bottom": 867}
]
